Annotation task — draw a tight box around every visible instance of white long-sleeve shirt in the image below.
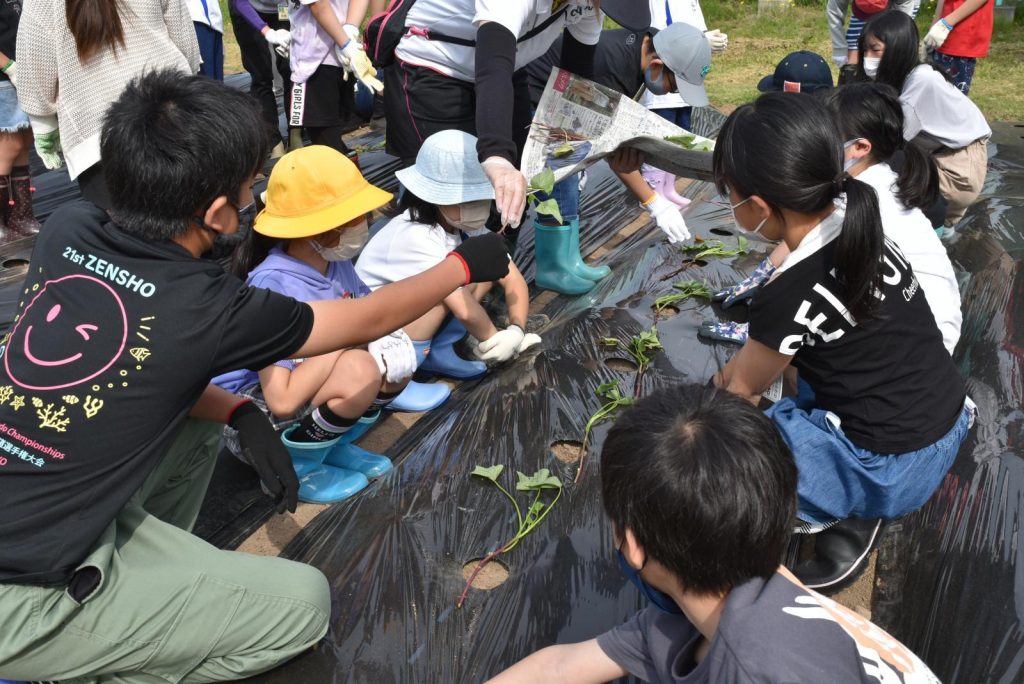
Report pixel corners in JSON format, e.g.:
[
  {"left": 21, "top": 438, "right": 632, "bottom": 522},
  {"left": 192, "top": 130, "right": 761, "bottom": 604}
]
[{"left": 17, "top": 0, "right": 200, "bottom": 179}]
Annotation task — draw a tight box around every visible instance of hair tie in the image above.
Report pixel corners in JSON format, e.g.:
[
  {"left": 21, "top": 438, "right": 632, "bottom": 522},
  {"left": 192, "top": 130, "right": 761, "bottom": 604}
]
[{"left": 834, "top": 172, "right": 848, "bottom": 193}]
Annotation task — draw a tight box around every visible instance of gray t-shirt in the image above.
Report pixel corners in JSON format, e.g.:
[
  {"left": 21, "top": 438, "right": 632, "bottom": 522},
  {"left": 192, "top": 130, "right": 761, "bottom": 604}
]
[{"left": 596, "top": 571, "right": 940, "bottom": 683}]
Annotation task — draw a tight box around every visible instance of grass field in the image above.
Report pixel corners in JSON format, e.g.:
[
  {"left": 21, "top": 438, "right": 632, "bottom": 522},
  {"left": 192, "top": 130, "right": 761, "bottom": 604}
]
[{"left": 218, "top": 0, "right": 1024, "bottom": 121}]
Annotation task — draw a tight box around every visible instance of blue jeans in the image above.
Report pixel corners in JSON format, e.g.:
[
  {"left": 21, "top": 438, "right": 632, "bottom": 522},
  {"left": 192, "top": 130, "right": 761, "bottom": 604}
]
[
  {"left": 766, "top": 381, "right": 972, "bottom": 524},
  {"left": 536, "top": 172, "right": 582, "bottom": 225},
  {"left": 654, "top": 106, "right": 692, "bottom": 131}
]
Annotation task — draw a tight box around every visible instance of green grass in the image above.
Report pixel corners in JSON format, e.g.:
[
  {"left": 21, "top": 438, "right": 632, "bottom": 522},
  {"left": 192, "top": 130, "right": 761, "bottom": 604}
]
[{"left": 220, "top": 0, "right": 1024, "bottom": 121}]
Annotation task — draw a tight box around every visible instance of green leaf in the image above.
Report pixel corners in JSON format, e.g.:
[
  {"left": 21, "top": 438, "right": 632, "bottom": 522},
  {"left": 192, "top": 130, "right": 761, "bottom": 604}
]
[
  {"left": 523, "top": 500, "right": 546, "bottom": 525},
  {"left": 664, "top": 133, "right": 697, "bottom": 148},
  {"left": 600, "top": 337, "right": 620, "bottom": 347},
  {"left": 516, "top": 468, "right": 564, "bottom": 492},
  {"left": 737, "top": 235, "right": 748, "bottom": 253},
  {"left": 529, "top": 167, "right": 556, "bottom": 195},
  {"left": 472, "top": 464, "right": 505, "bottom": 482},
  {"left": 552, "top": 142, "right": 574, "bottom": 158},
  {"left": 533, "top": 198, "right": 563, "bottom": 225},
  {"left": 692, "top": 140, "right": 715, "bottom": 152}
]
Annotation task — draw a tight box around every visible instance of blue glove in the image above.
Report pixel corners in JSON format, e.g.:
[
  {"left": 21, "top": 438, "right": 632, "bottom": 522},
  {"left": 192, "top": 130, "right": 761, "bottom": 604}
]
[
  {"left": 711, "top": 257, "right": 775, "bottom": 309},
  {"left": 698, "top": 320, "right": 749, "bottom": 346}
]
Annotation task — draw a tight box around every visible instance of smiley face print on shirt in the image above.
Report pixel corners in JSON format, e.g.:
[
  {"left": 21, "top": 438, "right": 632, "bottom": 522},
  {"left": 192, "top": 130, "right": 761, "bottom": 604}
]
[{"left": 4, "top": 274, "right": 129, "bottom": 392}]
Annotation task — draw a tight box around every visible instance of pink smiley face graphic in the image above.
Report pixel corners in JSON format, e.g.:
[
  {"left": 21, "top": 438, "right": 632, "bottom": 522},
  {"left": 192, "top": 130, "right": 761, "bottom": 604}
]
[{"left": 5, "top": 275, "right": 128, "bottom": 391}]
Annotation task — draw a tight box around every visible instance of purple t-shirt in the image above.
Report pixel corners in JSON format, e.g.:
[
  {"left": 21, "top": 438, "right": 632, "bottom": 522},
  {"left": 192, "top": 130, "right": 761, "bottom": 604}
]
[{"left": 213, "top": 245, "right": 369, "bottom": 391}]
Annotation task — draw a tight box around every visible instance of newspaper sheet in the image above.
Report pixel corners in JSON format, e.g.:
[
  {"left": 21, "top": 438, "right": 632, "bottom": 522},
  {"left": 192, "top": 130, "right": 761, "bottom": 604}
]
[{"left": 521, "top": 69, "right": 717, "bottom": 185}]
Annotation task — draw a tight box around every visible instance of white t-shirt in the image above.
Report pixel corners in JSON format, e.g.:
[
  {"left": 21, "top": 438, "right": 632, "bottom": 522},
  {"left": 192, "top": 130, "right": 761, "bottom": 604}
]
[
  {"left": 642, "top": 0, "right": 707, "bottom": 111},
  {"left": 355, "top": 211, "right": 462, "bottom": 290},
  {"left": 901, "top": 65, "right": 990, "bottom": 150},
  {"left": 859, "top": 162, "right": 962, "bottom": 353},
  {"left": 187, "top": 0, "right": 223, "bottom": 31},
  {"left": 289, "top": 0, "right": 348, "bottom": 84},
  {"left": 395, "top": 0, "right": 603, "bottom": 82}
]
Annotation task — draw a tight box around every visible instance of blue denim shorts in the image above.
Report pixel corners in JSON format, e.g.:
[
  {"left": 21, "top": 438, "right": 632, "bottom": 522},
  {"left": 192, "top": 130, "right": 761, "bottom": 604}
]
[
  {"left": 0, "top": 82, "right": 30, "bottom": 133},
  {"left": 766, "top": 384, "right": 973, "bottom": 524}
]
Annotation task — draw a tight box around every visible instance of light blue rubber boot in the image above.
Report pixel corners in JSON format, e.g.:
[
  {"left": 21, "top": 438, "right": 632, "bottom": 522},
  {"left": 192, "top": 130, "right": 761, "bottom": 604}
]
[
  {"left": 324, "top": 411, "right": 393, "bottom": 478},
  {"left": 565, "top": 218, "right": 610, "bottom": 281},
  {"left": 533, "top": 223, "right": 596, "bottom": 295},
  {"left": 387, "top": 380, "right": 450, "bottom": 412},
  {"left": 418, "top": 316, "right": 487, "bottom": 379},
  {"left": 281, "top": 425, "right": 369, "bottom": 503}
]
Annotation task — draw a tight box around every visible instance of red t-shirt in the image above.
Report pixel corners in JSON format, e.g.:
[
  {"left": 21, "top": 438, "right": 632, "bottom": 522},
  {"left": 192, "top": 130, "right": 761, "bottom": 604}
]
[{"left": 938, "top": 0, "right": 994, "bottom": 58}]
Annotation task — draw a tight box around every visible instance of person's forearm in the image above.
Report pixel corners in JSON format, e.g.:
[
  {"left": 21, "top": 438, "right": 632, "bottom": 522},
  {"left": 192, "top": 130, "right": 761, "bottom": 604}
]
[
  {"left": 368, "top": 0, "right": 388, "bottom": 15},
  {"left": 298, "top": 257, "right": 468, "bottom": 357},
  {"left": 310, "top": 0, "right": 352, "bottom": 46},
  {"left": 231, "top": 0, "right": 268, "bottom": 32},
  {"left": 617, "top": 169, "right": 655, "bottom": 204},
  {"left": 475, "top": 22, "right": 518, "bottom": 163},
  {"left": 345, "top": 0, "right": 370, "bottom": 29},
  {"left": 189, "top": 383, "right": 246, "bottom": 422},
  {"left": 826, "top": 0, "right": 851, "bottom": 54},
  {"left": 500, "top": 264, "right": 529, "bottom": 329},
  {"left": 489, "top": 647, "right": 564, "bottom": 682},
  {"left": 460, "top": 298, "right": 500, "bottom": 342},
  {"left": 943, "top": 0, "right": 986, "bottom": 25}
]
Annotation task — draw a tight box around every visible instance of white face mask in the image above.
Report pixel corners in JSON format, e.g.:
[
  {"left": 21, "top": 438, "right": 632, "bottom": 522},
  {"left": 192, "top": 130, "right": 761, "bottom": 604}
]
[
  {"left": 311, "top": 223, "right": 369, "bottom": 261},
  {"left": 441, "top": 200, "right": 492, "bottom": 232},
  {"left": 863, "top": 57, "right": 881, "bottom": 79},
  {"left": 729, "top": 195, "right": 770, "bottom": 241},
  {"left": 843, "top": 138, "right": 861, "bottom": 172}
]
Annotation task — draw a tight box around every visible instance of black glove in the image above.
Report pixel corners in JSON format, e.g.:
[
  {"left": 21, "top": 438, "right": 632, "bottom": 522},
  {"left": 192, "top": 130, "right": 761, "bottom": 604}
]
[
  {"left": 449, "top": 233, "right": 511, "bottom": 284},
  {"left": 229, "top": 401, "right": 299, "bottom": 514}
]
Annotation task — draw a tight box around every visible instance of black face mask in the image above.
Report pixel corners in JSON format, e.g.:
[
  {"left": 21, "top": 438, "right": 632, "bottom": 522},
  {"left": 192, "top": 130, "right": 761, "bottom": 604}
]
[{"left": 203, "top": 201, "right": 255, "bottom": 259}]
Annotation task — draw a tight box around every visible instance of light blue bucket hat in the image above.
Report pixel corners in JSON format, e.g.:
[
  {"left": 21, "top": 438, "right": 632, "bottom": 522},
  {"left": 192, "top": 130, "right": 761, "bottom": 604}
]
[{"left": 395, "top": 130, "right": 496, "bottom": 205}]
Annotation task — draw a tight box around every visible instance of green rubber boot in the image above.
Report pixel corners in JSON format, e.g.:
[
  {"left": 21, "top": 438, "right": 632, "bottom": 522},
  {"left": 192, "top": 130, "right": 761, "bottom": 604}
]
[
  {"left": 565, "top": 218, "right": 611, "bottom": 281},
  {"left": 533, "top": 223, "right": 596, "bottom": 295}
]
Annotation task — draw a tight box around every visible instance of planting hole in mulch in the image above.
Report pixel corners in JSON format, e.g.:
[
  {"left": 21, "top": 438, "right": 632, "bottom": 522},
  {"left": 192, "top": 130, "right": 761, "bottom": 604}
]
[
  {"left": 605, "top": 357, "right": 639, "bottom": 372},
  {"left": 2, "top": 258, "right": 28, "bottom": 269},
  {"left": 551, "top": 440, "right": 584, "bottom": 463},
  {"left": 689, "top": 259, "right": 708, "bottom": 267},
  {"left": 654, "top": 304, "right": 680, "bottom": 318},
  {"left": 710, "top": 228, "right": 733, "bottom": 236},
  {"left": 462, "top": 558, "right": 509, "bottom": 589}
]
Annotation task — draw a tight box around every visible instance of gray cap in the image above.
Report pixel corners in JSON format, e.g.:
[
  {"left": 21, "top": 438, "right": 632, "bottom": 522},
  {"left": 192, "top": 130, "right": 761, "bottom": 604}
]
[{"left": 651, "top": 23, "right": 712, "bottom": 107}]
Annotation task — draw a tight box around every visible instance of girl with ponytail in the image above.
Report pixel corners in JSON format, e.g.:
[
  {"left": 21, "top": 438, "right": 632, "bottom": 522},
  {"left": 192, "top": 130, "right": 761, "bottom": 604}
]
[
  {"left": 712, "top": 91, "right": 972, "bottom": 593},
  {"left": 824, "top": 81, "right": 961, "bottom": 353},
  {"left": 16, "top": 0, "right": 200, "bottom": 205}
]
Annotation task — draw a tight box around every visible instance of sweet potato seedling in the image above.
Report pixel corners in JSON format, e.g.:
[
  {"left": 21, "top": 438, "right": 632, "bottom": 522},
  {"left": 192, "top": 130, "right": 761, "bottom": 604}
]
[
  {"left": 527, "top": 167, "right": 563, "bottom": 224},
  {"left": 458, "top": 465, "right": 563, "bottom": 608},
  {"left": 575, "top": 379, "right": 635, "bottom": 483},
  {"left": 654, "top": 280, "right": 713, "bottom": 314}
]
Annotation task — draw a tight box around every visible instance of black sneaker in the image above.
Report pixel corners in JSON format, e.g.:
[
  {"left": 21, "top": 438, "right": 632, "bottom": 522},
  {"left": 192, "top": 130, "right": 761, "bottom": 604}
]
[{"left": 794, "top": 518, "right": 884, "bottom": 594}]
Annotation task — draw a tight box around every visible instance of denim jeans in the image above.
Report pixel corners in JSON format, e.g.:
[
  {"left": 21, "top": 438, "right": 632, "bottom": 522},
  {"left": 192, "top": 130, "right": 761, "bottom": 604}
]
[
  {"left": 766, "top": 381, "right": 973, "bottom": 524},
  {"left": 653, "top": 106, "right": 692, "bottom": 131},
  {"left": 536, "top": 172, "right": 582, "bottom": 225}
]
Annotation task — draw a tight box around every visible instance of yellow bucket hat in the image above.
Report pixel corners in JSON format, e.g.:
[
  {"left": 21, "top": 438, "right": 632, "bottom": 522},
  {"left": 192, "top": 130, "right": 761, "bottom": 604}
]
[{"left": 255, "top": 145, "right": 393, "bottom": 238}]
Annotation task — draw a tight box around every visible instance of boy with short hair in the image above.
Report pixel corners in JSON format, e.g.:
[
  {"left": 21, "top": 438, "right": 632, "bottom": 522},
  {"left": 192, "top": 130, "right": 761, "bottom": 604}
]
[
  {"left": 0, "top": 69, "right": 507, "bottom": 681},
  {"left": 491, "top": 385, "right": 939, "bottom": 683}
]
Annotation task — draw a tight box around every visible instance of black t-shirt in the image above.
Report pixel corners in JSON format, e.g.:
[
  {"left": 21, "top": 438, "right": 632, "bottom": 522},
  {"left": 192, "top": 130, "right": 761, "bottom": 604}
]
[
  {"left": 0, "top": 202, "right": 313, "bottom": 585},
  {"left": 0, "top": 0, "right": 21, "bottom": 83},
  {"left": 596, "top": 570, "right": 939, "bottom": 682},
  {"left": 526, "top": 28, "right": 649, "bottom": 107},
  {"left": 749, "top": 212, "right": 964, "bottom": 454}
]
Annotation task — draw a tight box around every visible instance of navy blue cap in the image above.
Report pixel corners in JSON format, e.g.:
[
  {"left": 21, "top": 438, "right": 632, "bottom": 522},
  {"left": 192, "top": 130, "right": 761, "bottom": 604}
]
[{"left": 757, "top": 51, "right": 833, "bottom": 94}]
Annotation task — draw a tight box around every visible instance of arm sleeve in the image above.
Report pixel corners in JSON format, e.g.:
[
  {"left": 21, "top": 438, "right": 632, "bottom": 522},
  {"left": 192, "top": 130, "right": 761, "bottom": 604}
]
[
  {"left": 560, "top": 28, "right": 597, "bottom": 80},
  {"left": 826, "top": 0, "right": 850, "bottom": 57},
  {"left": 14, "top": 0, "right": 59, "bottom": 118},
  {"left": 165, "top": 0, "right": 202, "bottom": 72},
  {"left": 474, "top": 21, "right": 518, "bottom": 164},
  {"left": 231, "top": 0, "right": 268, "bottom": 31},
  {"left": 210, "top": 286, "right": 315, "bottom": 375}
]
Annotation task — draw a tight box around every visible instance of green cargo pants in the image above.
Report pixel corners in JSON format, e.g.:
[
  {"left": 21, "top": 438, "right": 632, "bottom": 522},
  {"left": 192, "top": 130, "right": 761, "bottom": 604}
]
[{"left": 0, "top": 419, "right": 330, "bottom": 683}]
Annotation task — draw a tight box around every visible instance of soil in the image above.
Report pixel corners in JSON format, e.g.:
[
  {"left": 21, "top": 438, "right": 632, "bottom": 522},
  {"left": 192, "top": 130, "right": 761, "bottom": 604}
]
[
  {"left": 605, "top": 357, "right": 639, "bottom": 372},
  {"left": 551, "top": 440, "right": 584, "bottom": 464},
  {"left": 462, "top": 558, "right": 510, "bottom": 590},
  {"left": 654, "top": 304, "right": 680, "bottom": 318}
]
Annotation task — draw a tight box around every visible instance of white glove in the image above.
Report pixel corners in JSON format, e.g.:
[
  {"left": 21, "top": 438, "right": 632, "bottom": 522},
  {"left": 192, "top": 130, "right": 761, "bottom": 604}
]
[
  {"left": 3, "top": 60, "right": 16, "bottom": 88},
  {"left": 704, "top": 29, "right": 728, "bottom": 53},
  {"left": 336, "top": 38, "right": 384, "bottom": 94},
  {"left": 644, "top": 193, "right": 691, "bottom": 244},
  {"left": 923, "top": 19, "right": 953, "bottom": 50},
  {"left": 475, "top": 325, "right": 526, "bottom": 363},
  {"left": 369, "top": 329, "right": 418, "bottom": 383},
  {"left": 481, "top": 157, "right": 527, "bottom": 230},
  {"left": 517, "top": 332, "right": 542, "bottom": 354},
  {"left": 264, "top": 28, "right": 291, "bottom": 58}
]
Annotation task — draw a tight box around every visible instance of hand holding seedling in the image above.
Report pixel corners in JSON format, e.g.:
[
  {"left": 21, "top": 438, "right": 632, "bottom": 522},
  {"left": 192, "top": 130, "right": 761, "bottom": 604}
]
[{"left": 457, "top": 465, "right": 563, "bottom": 608}]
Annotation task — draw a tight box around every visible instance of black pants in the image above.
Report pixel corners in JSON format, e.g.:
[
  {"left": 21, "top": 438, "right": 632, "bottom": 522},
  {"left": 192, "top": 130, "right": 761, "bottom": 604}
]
[
  {"left": 383, "top": 61, "right": 532, "bottom": 168},
  {"left": 229, "top": 9, "right": 291, "bottom": 144}
]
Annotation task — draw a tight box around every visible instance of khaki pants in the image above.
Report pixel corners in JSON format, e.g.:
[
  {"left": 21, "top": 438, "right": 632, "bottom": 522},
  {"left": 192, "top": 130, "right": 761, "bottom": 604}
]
[
  {"left": 935, "top": 136, "right": 989, "bottom": 227},
  {"left": 0, "top": 419, "right": 330, "bottom": 683}
]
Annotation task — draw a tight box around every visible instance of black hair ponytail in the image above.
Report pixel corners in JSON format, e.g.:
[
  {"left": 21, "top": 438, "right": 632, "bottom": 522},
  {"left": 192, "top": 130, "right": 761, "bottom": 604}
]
[
  {"left": 713, "top": 92, "right": 884, "bottom": 321},
  {"left": 824, "top": 82, "right": 941, "bottom": 214}
]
